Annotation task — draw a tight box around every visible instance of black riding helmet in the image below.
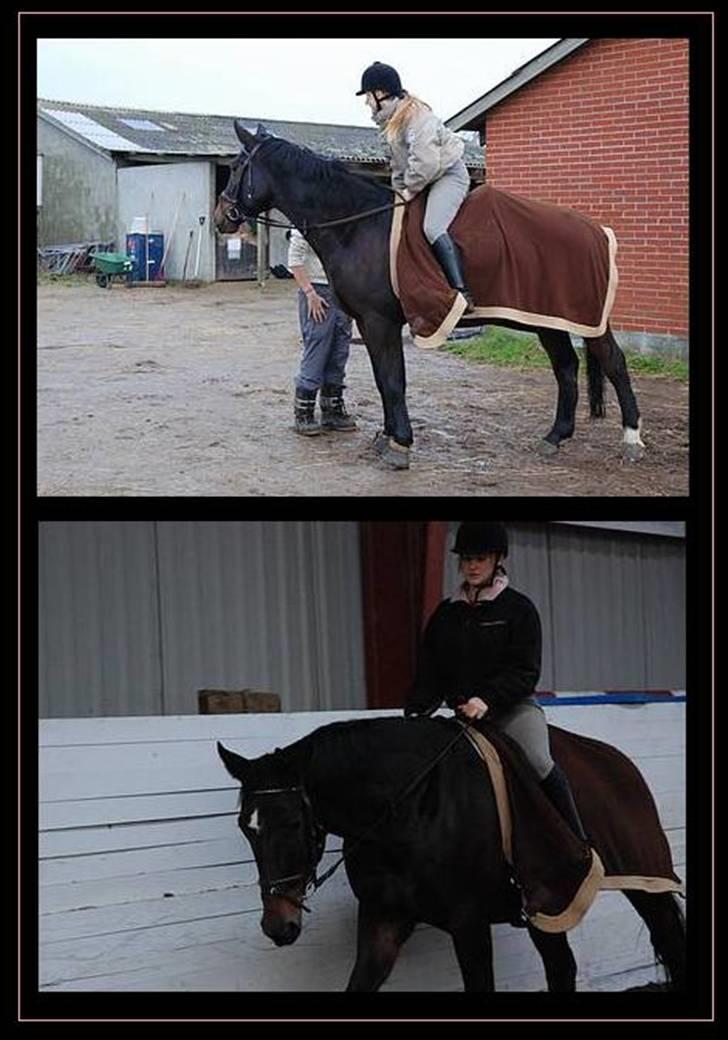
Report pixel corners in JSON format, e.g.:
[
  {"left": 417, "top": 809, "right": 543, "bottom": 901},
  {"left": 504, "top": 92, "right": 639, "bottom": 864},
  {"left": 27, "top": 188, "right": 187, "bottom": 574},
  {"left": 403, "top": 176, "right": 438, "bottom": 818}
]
[
  {"left": 356, "top": 61, "right": 404, "bottom": 98},
  {"left": 451, "top": 522, "right": 509, "bottom": 558}
]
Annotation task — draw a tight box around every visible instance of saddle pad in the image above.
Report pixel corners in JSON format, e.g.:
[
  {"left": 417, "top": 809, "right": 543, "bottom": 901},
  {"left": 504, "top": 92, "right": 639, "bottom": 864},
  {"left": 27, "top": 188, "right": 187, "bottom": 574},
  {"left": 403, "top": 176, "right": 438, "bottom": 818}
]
[
  {"left": 463, "top": 723, "right": 682, "bottom": 934},
  {"left": 391, "top": 184, "right": 619, "bottom": 349}
]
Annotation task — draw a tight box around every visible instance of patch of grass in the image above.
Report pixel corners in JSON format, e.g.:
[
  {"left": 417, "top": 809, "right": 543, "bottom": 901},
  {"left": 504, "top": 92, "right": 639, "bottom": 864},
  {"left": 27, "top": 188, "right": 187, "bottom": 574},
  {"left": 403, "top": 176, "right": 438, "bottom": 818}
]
[
  {"left": 446, "top": 327, "right": 549, "bottom": 368},
  {"left": 444, "top": 327, "right": 689, "bottom": 381},
  {"left": 621, "top": 352, "right": 689, "bottom": 380}
]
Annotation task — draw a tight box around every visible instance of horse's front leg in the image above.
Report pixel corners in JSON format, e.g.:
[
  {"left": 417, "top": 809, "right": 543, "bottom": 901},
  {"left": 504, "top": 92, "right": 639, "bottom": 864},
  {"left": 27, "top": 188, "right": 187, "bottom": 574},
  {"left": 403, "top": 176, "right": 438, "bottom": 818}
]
[
  {"left": 450, "top": 920, "right": 495, "bottom": 992},
  {"left": 345, "top": 904, "right": 415, "bottom": 991},
  {"left": 527, "top": 923, "right": 577, "bottom": 992},
  {"left": 360, "top": 313, "right": 413, "bottom": 470}
]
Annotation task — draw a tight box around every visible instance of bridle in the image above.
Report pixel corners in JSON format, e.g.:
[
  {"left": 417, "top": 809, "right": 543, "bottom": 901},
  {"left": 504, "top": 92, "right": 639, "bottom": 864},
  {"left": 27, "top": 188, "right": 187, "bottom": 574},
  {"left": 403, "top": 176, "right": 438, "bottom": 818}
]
[
  {"left": 219, "top": 139, "right": 267, "bottom": 224},
  {"left": 245, "top": 721, "right": 471, "bottom": 914},
  {"left": 244, "top": 785, "right": 326, "bottom": 913},
  {"left": 218, "top": 140, "right": 407, "bottom": 235}
]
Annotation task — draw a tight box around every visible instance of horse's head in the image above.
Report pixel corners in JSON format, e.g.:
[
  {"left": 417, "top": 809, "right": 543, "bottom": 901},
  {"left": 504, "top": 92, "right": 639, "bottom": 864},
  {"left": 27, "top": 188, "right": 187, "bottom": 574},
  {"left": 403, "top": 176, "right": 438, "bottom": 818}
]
[
  {"left": 217, "top": 741, "right": 326, "bottom": 947},
  {"left": 214, "top": 122, "right": 276, "bottom": 234}
]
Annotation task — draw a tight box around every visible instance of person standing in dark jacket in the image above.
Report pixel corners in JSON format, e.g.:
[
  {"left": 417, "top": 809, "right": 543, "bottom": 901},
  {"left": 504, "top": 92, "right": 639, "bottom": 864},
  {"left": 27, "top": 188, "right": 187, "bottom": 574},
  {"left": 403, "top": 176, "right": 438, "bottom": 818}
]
[{"left": 406, "top": 521, "right": 587, "bottom": 843}]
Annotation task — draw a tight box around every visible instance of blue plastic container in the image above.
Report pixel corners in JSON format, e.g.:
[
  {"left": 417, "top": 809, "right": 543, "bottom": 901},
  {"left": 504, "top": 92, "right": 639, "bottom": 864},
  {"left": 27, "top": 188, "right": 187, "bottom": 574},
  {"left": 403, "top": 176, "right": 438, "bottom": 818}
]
[
  {"left": 125, "top": 233, "right": 165, "bottom": 281},
  {"left": 147, "top": 233, "right": 164, "bottom": 281},
  {"left": 126, "top": 233, "right": 147, "bottom": 281}
]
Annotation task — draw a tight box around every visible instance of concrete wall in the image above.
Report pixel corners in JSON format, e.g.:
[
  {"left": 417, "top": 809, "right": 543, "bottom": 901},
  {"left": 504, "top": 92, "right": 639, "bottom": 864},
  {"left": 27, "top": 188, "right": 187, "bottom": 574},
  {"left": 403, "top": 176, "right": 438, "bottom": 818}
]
[
  {"left": 117, "top": 162, "right": 215, "bottom": 281},
  {"left": 37, "top": 117, "right": 117, "bottom": 247}
]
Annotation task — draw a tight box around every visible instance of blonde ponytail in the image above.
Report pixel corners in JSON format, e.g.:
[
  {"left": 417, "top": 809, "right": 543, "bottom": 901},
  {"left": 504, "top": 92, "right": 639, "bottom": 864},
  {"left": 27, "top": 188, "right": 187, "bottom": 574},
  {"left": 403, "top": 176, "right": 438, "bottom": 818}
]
[{"left": 384, "top": 94, "right": 432, "bottom": 143}]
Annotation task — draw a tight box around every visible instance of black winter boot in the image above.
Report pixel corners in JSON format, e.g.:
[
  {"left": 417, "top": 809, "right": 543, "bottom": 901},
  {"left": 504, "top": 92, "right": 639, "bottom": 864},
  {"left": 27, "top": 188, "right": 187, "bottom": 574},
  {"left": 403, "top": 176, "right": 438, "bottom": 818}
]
[
  {"left": 540, "top": 763, "right": 589, "bottom": 844},
  {"left": 430, "top": 233, "right": 475, "bottom": 312},
  {"left": 320, "top": 384, "right": 357, "bottom": 431},
  {"left": 294, "top": 388, "right": 322, "bottom": 436}
]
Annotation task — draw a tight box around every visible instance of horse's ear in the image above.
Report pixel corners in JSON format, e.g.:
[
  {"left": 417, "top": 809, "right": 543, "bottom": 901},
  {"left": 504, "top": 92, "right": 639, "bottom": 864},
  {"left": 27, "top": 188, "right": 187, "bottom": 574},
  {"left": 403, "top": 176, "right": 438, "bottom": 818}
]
[
  {"left": 234, "top": 119, "right": 257, "bottom": 149},
  {"left": 256, "top": 123, "right": 271, "bottom": 138},
  {"left": 218, "top": 741, "right": 249, "bottom": 781}
]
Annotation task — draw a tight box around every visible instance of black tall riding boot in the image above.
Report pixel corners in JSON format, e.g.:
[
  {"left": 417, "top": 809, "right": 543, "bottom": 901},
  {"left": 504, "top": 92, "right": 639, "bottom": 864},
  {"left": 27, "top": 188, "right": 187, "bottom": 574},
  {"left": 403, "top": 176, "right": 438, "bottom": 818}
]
[
  {"left": 540, "top": 763, "right": 589, "bottom": 844},
  {"left": 430, "top": 233, "right": 475, "bottom": 312},
  {"left": 294, "top": 388, "right": 322, "bottom": 436}
]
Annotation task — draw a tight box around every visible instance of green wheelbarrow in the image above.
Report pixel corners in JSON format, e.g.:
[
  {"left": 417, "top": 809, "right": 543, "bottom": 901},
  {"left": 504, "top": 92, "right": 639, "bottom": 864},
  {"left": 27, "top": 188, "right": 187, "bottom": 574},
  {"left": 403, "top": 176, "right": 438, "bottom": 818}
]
[{"left": 91, "top": 251, "right": 133, "bottom": 288}]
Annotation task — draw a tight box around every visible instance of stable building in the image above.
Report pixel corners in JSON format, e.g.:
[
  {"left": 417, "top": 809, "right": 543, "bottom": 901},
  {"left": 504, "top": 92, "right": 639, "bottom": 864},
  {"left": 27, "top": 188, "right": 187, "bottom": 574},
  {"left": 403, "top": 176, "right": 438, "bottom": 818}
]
[
  {"left": 446, "top": 38, "right": 689, "bottom": 357},
  {"left": 36, "top": 99, "right": 485, "bottom": 282}
]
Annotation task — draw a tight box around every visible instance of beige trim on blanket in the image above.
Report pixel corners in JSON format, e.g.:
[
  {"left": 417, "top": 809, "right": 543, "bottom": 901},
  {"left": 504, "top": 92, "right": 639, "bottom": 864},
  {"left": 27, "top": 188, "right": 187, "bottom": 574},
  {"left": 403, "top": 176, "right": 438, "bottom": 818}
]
[
  {"left": 413, "top": 293, "right": 469, "bottom": 348},
  {"left": 390, "top": 201, "right": 403, "bottom": 299},
  {"left": 463, "top": 726, "right": 513, "bottom": 862},
  {"left": 391, "top": 210, "right": 620, "bottom": 346},
  {"left": 461, "top": 724, "right": 681, "bottom": 933},
  {"left": 528, "top": 850, "right": 606, "bottom": 933},
  {"left": 600, "top": 876, "right": 685, "bottom": 895}
]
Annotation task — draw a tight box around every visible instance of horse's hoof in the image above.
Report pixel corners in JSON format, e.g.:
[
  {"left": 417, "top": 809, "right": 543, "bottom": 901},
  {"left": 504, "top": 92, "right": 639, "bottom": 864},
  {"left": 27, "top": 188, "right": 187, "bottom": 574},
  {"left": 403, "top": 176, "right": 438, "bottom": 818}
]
[
  {"left": 536, "top": 438, "right": 560, "bottom": 457},
  {"left": 369, "top": 430, "right": 389, "bottom": 456},
  {"left": 622, "top": 442, "right": 645, "bottom": 463},
  {"left": 378, "top": 438, "right": 410, "bottom": 470}
]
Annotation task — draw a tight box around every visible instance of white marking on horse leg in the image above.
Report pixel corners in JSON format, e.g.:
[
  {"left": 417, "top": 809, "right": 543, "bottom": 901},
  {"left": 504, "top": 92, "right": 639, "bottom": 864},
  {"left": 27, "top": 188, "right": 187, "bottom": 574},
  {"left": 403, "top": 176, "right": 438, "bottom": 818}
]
[
  {"left": 623, "top": 418, "right": 645, "bottom": 448},
  {"left": 248, "top": 808, "right": 261, "bottom": 832}
]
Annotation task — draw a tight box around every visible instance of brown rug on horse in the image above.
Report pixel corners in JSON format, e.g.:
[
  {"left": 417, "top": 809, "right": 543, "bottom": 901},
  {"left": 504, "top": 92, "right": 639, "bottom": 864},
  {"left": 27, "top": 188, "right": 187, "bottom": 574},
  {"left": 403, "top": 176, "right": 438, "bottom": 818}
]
[
  {"left": 465, "top": 722, "right": 682, "bottom": 933},
  {"left": 391, "top": 185, "right": 619, "bottom": 349}
]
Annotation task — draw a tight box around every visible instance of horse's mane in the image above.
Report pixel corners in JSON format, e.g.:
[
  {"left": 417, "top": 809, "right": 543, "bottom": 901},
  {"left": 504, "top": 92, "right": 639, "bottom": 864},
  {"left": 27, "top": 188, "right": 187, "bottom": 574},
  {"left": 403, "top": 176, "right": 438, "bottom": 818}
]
[
  {"left": 261, "top": 137, "right": 391, "bottom": 207},
  {"left": 293, "top": 716, "right": 459, "bottom": 793}
]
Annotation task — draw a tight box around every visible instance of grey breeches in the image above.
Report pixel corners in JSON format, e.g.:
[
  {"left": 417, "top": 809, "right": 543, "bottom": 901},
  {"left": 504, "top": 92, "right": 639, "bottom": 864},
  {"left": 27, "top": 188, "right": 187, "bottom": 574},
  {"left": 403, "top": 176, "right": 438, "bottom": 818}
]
[
  {"left": 423, "top": 159, "right": 470, "bottom": 244},
  {"left": 491, "top": 696, "right": 554, "bottom": 780}
]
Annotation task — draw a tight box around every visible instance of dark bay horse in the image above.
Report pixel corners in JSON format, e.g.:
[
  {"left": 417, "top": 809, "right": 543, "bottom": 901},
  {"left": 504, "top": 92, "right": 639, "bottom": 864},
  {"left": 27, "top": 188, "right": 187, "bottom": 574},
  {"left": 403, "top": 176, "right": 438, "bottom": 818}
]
[
  {"left": 217, "top": 716, "right": 684, "bottom": 991},
  {"left": 214, "top": 122, "right": 644, "bottom": 471}
]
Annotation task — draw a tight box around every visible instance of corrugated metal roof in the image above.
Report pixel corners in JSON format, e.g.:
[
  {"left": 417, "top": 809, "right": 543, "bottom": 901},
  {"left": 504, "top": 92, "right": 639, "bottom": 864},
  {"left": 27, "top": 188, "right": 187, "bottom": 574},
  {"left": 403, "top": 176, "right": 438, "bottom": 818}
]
[
  {"left": 446, "top": 38, "right": 590, "bottom": 132},
  {"left": 38, "top": 98, "right": 485, "bottom": 169}
]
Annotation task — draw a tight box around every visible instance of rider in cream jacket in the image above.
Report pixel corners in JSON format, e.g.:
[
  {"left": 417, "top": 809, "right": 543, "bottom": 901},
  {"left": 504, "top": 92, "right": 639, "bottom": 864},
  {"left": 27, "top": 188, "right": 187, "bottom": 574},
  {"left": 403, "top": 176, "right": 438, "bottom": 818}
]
[{"left": 378, "top": 96, "right": 465, "bottom": 200}]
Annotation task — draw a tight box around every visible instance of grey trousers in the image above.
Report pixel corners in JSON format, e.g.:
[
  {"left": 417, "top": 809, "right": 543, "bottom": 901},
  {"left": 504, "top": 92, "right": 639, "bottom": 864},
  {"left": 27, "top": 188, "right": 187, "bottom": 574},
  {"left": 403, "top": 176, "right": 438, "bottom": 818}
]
[
  {"left": 490, "top": 696, "right": 554, "bottom": 780},
  {"left": 294, "top": 284, "right": 353, "bottom": 393},
  {"left": 423, "top": 159, "right": 470, "bottom": 244}
]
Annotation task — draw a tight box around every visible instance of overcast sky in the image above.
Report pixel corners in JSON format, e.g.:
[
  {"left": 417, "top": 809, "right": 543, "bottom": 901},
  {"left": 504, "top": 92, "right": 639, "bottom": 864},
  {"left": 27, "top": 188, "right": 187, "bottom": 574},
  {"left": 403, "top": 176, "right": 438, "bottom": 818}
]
[{"left": 37, "top": 37, "right": 560, "bottom": 127}]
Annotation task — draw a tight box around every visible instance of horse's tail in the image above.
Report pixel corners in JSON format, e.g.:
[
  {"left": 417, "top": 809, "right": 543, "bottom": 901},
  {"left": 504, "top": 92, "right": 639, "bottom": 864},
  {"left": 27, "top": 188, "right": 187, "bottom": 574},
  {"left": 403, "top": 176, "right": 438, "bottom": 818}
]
[
  {"left": 651, "top": 892, "right": 686, "bottom": 991},
  {"left": 585, "top": 344, "right": 606, "bottom": 418}
]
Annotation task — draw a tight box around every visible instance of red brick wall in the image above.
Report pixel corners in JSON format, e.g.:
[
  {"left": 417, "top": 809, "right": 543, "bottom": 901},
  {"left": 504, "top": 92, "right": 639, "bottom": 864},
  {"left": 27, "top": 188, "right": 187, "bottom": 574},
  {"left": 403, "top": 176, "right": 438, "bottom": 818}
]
[{"left": 484, "top": 38, "right": 689, "bottom": 338}]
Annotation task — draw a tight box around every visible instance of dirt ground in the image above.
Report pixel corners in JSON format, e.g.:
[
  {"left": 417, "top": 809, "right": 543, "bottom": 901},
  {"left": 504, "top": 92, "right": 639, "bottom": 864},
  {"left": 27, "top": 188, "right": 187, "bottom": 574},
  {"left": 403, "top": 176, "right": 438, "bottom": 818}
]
[{"left": 36, "top": 278, "right": 689, "bottom": 497}]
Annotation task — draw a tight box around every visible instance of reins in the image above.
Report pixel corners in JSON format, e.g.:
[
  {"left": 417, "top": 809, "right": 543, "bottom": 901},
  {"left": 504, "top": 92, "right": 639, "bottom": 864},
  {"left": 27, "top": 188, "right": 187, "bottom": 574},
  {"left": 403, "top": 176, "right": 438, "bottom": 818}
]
[{"left": 220, "top": 140, "right": 407, "bottom": 233}]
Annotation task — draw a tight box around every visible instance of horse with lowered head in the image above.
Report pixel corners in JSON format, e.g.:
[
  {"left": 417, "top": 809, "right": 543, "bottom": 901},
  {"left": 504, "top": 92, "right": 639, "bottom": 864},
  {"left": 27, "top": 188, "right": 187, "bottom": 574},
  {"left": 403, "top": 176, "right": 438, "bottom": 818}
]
[{"left": 218, "top": 715, "right": 685, "bottom": 991}]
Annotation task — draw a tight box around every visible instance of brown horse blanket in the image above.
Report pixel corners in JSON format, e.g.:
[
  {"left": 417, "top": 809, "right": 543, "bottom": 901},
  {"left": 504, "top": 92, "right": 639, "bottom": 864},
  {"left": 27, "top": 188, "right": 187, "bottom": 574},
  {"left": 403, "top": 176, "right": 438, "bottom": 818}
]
[
  {"left": 391, "top": 185, "right": 619, "bottom": 348},
  {"left": 464, "top": 723, "right": 682, "bottom": 933}
]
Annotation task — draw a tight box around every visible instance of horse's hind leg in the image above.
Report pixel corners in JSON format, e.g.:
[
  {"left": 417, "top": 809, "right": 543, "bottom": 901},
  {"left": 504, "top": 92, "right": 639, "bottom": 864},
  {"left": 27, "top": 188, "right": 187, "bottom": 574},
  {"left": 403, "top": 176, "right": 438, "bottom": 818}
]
[
  {"left": 451, "top": 921, "right": 495, "bottom": 991},
  {"left": 583, "top": 325, "right": 644, "bottom": 461},
  {"left": 345, "top": 905, "right": 415, "bottom": 991},
  {"left": 536, "top": 329, "right": 579, "bottom": 456},
  {"left": 527, "top": 924, "right": 577, "bottom": 991},
  {"left": 624, "top": 890, "right": 686, "bottom": 990}
]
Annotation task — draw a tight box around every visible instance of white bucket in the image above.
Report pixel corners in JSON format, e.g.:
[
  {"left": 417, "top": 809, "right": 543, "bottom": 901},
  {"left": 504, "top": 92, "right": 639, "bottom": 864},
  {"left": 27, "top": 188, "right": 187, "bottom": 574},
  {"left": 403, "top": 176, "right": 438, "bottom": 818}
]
[{"left": 129, "top": 216, "right": 150, "bottom": 235}]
